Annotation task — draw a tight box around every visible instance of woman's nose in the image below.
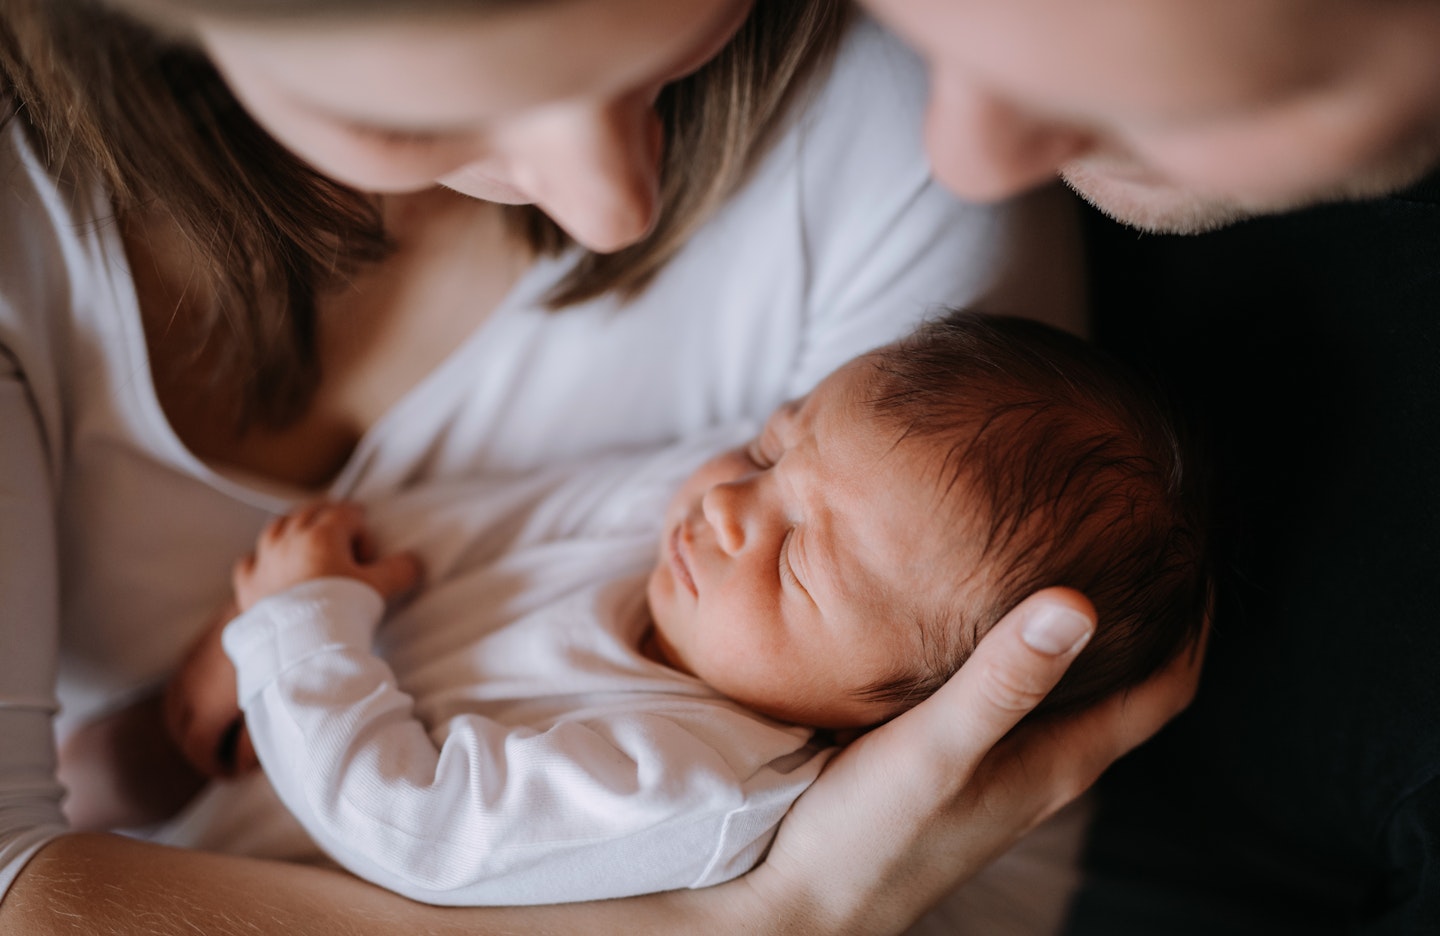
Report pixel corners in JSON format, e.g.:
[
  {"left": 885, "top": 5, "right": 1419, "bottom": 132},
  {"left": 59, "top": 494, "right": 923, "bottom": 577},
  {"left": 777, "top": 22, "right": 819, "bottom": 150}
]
[
  {"left": 513, "top": 98, "right": 663, "bottom": 253},
  {"left": 701, "top": 482, "right": 748, "bottom": 556},
  {"left": 924, "top": 72, "right": 1091, "bottom": 202}
]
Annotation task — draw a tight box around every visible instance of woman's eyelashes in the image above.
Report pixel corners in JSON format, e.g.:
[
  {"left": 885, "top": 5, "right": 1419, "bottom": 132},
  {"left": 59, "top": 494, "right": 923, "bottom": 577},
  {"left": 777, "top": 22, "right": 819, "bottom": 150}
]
[{"left": 344, "top": 121, "right": 461, "bottom": 150}]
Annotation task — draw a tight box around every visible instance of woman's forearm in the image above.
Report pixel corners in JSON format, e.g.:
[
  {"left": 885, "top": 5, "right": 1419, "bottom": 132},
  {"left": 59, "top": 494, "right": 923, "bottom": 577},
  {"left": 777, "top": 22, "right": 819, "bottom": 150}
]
[
  {"left": 4, "top": 590, "right": 1196, "bottom": 936},
  {"left": 0, "top": 834, "right": 751, "bottom": 936}
]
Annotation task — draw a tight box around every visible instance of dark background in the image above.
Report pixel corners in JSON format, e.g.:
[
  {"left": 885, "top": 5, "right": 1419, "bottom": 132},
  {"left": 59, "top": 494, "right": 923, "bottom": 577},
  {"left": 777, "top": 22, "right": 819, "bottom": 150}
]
[{"left": 1065, "top": 176, "right": 1440, "bottom": 935}]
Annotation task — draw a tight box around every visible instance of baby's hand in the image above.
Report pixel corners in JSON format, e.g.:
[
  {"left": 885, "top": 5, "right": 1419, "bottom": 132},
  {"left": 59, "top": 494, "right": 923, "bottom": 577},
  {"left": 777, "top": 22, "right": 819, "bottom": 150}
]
[
  {"left": 233, "top": 501, "right": 422, "bottom": 612},
  {"left": 165, "top": 598, "right": 257, "bottom": 778}
]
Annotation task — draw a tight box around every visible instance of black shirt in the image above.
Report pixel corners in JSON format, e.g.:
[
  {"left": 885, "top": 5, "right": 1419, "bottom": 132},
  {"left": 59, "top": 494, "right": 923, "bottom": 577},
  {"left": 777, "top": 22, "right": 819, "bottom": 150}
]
[{"left": 1066, "top": 175, "right": 1440, "bottom": 935}]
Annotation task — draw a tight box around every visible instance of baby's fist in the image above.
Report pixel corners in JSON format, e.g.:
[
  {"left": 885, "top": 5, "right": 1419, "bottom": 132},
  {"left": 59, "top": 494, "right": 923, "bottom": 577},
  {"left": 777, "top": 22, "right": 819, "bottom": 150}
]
[{"left": 233, "top": 501, "right": 421, "bottom": 611}]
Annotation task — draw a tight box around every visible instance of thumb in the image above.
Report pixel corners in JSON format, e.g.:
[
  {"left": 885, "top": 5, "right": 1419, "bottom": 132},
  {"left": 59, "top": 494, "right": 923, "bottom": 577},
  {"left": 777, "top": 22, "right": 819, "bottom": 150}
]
[
  {"left": 944, "top": 587, "right": 1096, "bottom": 760},
  {"left": 756, "top": 588, "right": 1097, "bottom": 932},
  {"left": 358, "top": 552, "right": 423, "bottom": 603},
  {"left": 840, "top": 588, "right": 1096, "bottom": 794}
]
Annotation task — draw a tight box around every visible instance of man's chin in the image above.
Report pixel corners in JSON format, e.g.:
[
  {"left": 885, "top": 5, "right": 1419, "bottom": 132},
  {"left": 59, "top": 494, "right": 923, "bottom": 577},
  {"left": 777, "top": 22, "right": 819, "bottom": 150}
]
[
  {"left": 1059, "top": 168, "right": 1254, "bottom": 236},
  {"left": 1062, "top": 145, "right": 1440, "bottom": 235}
]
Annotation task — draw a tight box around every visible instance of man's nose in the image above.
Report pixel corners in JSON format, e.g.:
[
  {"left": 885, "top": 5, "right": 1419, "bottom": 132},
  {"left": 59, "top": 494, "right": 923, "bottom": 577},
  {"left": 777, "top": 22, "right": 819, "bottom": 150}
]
[
  {"left": 515, "top": 98, "right": 663, "bottom": 253},
  {"left": 924, "top": 74, "right": 1091, "bottom": 202},
  {"left": 701, "top": 482, "right": 749, "bottom": 556}
]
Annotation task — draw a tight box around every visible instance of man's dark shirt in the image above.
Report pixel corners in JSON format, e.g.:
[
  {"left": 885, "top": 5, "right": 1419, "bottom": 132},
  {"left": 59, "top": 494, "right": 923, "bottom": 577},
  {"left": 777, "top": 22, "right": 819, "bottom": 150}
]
[{"left": 1066, "top": 175, "right": 1440, "bottom": 935}]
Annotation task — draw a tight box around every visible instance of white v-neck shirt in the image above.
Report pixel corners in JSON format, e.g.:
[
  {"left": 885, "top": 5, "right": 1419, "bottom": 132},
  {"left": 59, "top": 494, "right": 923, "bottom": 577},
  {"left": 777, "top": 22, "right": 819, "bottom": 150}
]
[{"left": 0, "top": 17, "right": 1082, "bottom": 897}]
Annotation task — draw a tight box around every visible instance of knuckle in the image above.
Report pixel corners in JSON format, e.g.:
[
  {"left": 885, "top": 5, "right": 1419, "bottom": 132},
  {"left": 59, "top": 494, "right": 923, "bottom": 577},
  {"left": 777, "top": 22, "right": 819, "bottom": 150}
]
[{"left": 979, "top": 659, "right": 1051, "bottom": 713}]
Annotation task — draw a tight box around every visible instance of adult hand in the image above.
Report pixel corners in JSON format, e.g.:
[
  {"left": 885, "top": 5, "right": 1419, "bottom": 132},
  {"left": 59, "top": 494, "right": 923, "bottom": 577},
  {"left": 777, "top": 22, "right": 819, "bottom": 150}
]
[{"left": 740, "top": 587, "right": 1205, "bottom": 935}]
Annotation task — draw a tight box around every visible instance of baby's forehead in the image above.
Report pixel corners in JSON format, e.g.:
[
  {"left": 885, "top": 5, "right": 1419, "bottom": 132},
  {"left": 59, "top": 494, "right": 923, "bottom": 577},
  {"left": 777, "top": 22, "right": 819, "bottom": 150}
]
[{"left": 830, "top": 435, "right": 988, "bottom": 603}]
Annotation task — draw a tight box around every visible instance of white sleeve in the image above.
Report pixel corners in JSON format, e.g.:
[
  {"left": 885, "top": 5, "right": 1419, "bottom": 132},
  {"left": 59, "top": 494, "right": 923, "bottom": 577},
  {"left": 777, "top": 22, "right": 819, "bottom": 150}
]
[
  {"left": 0, "top": 343, "right": 68, "bottom": 899},
  {"left": 224, "top": 579, "right": 807, "bottom": 906},
  {"left": 787, "top": 18, "right": 1085, "bottom": 398}
]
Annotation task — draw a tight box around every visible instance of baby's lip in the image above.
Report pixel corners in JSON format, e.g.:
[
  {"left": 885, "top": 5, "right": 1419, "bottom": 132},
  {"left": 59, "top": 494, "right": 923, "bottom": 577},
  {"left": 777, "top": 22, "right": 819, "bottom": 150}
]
[{"left": 669, "top": 524, "right": 698, "bottom": 598}]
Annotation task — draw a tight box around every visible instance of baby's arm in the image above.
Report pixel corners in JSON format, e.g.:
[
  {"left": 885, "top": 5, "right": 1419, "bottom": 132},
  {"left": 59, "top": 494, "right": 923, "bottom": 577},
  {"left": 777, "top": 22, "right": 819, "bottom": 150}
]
[
  {"left": 223, "top": 561, "right": 815, "bottom": 905},
  {"left": 163, "top": 503, "right": 419, "bottom": 779}
]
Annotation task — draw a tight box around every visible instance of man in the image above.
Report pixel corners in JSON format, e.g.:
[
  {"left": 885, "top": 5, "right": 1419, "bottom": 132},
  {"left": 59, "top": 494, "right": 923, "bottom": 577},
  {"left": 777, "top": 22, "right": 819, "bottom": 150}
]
[{"left": 863, "top": 0, "right": 1440, "bottom": 932}]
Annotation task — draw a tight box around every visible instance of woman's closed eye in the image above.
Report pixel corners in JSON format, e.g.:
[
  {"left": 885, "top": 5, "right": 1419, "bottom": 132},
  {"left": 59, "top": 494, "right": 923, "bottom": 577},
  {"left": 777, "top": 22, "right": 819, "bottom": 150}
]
[{"left": 342, "top": 121, "right": 462, "bottom": 150}]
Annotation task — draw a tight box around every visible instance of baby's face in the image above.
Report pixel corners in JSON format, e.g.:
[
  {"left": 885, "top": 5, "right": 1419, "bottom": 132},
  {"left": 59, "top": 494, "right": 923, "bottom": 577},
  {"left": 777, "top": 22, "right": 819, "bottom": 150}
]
[{"left": 645, "top": 355, "right": 974, "bottom": 728}]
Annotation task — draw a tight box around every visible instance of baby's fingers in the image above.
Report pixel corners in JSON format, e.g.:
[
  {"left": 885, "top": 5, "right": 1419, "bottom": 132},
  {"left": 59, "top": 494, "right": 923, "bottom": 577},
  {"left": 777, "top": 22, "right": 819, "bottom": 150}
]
[
  {"left": 357, "top": 551, "right": 423, "bottom": 603},
  {"left": 302, "top": 501, "right": 365, "bottom": 538},
  {"left": 231, "top": 553, "right": 256, "bottom": 595}
]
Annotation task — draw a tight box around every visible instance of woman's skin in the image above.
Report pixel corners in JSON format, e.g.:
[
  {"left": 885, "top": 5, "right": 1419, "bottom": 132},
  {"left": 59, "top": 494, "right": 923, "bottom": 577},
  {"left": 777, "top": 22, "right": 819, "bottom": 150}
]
[
  {"left": 194, "top": 0, "right": 756, "bottom": 253},
  {"left": 1, "top": 1, "right": 1202, "bottom": 931},
  {"left": 137, "top": 0, "right": 750, "bottom": 489}
]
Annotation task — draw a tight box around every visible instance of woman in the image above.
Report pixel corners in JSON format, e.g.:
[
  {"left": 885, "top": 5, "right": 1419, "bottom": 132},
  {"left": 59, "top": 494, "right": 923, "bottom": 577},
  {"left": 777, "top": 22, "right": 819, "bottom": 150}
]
[{"left": 0, "top": 0, "right": 1198, "bottom": 931}]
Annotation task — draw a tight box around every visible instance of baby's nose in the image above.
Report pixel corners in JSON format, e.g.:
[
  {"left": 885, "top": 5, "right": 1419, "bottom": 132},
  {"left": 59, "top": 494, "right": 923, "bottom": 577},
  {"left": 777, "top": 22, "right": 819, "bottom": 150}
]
[{"left": 701, "top": 484, "right": 746, "bottom": 555}]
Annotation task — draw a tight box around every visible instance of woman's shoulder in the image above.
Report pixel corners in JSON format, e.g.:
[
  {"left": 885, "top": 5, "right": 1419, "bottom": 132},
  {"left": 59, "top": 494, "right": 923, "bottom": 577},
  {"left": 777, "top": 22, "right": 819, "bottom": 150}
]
[
  {"left": 791, "top": 16, "right": 932, "bottom": 183},
  {"left": 1, "top": 122, "right": 89, "bottom": 297},
  {"left": 0, "top": 118, "right": 134, "bottom": 456},
  {"left": 775, "top": 15, "right": 976, "bottom": 263},
  {"left": 0, "top": 121, "right": 119, "bottom": 338},
  {"left": 0, "top": 124, "right": 60, "bottom": 336}
]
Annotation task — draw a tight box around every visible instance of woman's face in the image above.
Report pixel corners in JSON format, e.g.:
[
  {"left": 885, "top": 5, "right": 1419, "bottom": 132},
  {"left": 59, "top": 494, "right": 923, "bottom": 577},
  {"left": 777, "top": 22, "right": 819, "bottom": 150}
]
[{"left": 194, "top": 0, "right": 754, "bottom": 252}]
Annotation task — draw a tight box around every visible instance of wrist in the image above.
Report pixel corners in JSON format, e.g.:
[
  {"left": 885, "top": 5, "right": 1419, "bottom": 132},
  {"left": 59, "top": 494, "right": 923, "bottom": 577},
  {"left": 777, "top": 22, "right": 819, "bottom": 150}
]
[
  {"left": 222, "top": 578, "right": 386, "bottom": 707},
  {"left": 705, "top": 864, "right": 860, "bottom": 936}
]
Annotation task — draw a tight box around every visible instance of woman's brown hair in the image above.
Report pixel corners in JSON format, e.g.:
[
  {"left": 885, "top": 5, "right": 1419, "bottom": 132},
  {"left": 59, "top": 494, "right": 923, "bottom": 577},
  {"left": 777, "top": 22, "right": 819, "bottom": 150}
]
[{"left": 0, "top": 0, "right": 848, "bottom": 429}]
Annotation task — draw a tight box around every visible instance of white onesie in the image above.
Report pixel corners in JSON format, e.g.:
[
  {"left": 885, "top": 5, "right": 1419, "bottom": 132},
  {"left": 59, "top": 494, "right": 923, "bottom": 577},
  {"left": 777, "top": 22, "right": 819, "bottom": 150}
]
[{"left": 222, "top": 429, "right": 829, "bottom": 905}]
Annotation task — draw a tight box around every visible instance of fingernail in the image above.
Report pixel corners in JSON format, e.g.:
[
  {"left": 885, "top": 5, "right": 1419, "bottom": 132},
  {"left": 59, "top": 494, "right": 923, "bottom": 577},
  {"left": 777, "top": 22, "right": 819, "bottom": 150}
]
[{"left": 1022, "top": 607, "right": 1094, "bottom": 656}]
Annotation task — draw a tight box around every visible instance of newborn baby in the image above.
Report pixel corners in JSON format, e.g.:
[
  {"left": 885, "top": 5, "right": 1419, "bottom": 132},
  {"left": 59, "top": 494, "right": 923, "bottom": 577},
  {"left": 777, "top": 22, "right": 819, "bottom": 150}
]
[{"left": 173, "top": 311, "right": 1209, "bottom": 905}]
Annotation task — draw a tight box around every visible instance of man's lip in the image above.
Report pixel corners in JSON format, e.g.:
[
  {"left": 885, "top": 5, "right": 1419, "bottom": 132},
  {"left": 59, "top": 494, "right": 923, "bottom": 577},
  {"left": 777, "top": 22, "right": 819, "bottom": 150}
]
[{"left": 669, "top": 525, "right": 698, "bottom": 597}]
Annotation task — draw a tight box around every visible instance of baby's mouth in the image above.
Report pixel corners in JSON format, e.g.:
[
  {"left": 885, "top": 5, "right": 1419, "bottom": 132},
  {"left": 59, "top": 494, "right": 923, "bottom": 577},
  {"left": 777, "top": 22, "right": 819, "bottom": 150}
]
[{"left": 669, "top": 524, "right": 698, "bottom": 597}]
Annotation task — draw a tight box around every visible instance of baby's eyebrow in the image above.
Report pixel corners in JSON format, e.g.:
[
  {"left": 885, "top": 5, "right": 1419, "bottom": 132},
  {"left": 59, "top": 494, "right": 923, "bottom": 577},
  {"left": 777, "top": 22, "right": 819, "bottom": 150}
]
[
  {"left": 770, "top": 398, "right": 804, "bottom": 434},
  {"left": 756, "top": 402, "right": 802, "bottom": 458}
]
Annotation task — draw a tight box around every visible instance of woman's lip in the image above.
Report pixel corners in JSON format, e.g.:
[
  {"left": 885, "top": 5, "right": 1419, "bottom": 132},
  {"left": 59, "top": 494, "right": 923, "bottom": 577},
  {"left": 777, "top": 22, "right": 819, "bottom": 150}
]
[{"left": 669, "top": 525, "right": 698, "bottom": 598}]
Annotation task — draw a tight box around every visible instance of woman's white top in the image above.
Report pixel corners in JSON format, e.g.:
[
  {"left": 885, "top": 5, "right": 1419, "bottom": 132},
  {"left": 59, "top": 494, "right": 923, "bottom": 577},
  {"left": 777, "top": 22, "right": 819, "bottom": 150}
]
[
  {"left": 0, "top": 17, "right": 1082, "bottom": 898},
  {"left": 222, "top": 429, "right": 832, "bottom": 905}
]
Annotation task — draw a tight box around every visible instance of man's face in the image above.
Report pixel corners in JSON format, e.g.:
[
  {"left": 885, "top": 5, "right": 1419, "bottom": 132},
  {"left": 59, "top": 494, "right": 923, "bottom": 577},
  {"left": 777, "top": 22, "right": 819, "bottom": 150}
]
[
  {"left": 866, "top": 0, "right": 1440, "bottom": 233},
  {"left": 645, "top": 356, "right": 975, "bottom": 729}
]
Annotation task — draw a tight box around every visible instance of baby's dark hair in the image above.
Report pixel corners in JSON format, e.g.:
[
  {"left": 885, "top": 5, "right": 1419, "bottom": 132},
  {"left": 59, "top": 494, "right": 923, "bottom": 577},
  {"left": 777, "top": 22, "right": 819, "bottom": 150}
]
[{"left": 859, "top": 311, "right": 1209, "bottom": 719}]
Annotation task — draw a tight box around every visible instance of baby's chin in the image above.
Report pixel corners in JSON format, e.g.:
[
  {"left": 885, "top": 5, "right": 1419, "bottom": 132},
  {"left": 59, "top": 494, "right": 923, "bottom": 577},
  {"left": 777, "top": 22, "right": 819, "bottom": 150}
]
[{"left": 643, "top": 559, "right": 681, "bottom": 648}]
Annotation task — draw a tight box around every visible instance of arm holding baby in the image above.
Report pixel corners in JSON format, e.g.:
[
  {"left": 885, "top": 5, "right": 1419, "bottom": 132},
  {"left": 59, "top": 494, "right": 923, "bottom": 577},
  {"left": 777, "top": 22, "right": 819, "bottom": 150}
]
[{"left": 162, "top": 312, "right": 1211, "bottom": 912}]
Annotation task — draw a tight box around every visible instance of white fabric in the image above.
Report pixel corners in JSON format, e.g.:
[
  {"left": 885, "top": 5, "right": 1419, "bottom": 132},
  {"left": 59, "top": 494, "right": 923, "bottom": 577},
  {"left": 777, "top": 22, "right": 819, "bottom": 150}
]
[
  {"left": 0, "top": 15, "right": 1084, "bottom": 905},
  {"left": 220, "top": 431, "right": 830, "bottom": 906}
]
